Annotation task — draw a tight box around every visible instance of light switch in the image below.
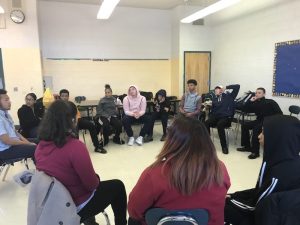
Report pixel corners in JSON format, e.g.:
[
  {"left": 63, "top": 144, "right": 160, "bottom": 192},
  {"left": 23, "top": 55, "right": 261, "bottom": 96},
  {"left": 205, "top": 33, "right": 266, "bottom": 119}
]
[{"left": 14, "top": 87, "right": 18, "bottom": 92}]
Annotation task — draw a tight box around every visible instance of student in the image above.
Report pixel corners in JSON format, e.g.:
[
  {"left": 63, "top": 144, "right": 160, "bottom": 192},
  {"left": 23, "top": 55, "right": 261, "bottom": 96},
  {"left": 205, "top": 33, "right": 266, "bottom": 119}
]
[
  {"left": 59, "top": 89, "right": 106, "bottom": 154},
  {"left": 122, "top": 85, "right": 149, "bottom": 146},
  {"left": 96, "top": 84, "right": 124, "bottom": 145},
  {"left": 128, "top": 117, "right": 231, "bottom": 225},
  {"left": 205, "top": 84, "right": 240, "bottom": 154},
  {"left": 17, "top": 93, "right": 41, "bottom": 138},
  {"left": 179, "top": 79, "right": 202, "bottom": 118},
  {"left": 145, "top": 89, "right": 170, "bottom": 142},
  {"left": 35, "top": 100, "right": 127, "bottom": 225},
  {"left": 237, "top": 87, "right": 282, "bottom": 159},
  {"left": 0, "top": 89, "right": 37, "bottom": 163},
  {"left": 225, "top": 115, "right": 300, "bottom": 225}
]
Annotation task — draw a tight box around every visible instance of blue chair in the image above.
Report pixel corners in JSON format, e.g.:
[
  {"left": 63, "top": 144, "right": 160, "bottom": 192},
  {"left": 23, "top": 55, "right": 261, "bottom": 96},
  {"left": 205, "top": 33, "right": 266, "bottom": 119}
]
[{"left": 145, "top": 208, "right": 209, "bottom": 225}]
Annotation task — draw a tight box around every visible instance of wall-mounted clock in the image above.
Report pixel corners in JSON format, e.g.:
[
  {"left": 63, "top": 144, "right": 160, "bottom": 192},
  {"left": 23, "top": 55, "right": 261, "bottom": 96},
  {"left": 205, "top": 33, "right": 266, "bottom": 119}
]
[{"left": 10, "top": 9, "right": 25, "bottom": 24}]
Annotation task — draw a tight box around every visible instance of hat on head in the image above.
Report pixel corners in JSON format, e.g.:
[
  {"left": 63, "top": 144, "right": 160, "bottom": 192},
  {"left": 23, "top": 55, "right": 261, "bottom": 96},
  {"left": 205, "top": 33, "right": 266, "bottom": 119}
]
[
  {"left": 157, "top": 89, "right": 167, "bottom": 98},
  {"left": 215, "top": 85, "right": 224, "bottom": 89}
]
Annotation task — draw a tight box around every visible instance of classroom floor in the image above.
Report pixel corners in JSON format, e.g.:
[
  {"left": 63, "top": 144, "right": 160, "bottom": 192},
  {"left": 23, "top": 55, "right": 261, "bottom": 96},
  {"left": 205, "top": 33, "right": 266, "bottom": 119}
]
[{"left": 0, "top": 123, "right": 262, "bottom": 225}]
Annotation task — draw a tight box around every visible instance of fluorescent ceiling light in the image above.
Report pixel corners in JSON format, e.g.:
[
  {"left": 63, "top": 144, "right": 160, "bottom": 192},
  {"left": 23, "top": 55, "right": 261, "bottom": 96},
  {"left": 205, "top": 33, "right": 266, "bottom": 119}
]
[
  {"left": 97, "top": 0, "right": 120, "bottom": 20},
  {"left": 0, "top": 6, "right": 4, "bottom": 14},
  {"left": 181, "top": 0, "right": 240, "bottom": 23}
]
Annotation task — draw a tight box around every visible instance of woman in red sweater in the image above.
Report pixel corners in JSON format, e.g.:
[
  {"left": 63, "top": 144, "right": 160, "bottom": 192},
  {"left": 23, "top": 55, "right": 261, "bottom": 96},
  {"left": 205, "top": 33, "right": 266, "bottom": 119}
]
[
  {"left": 128, "top": 116, "right": 231, "bottom": 225},
  {"left": 35, "top": 100, "right": 127, "bottom": 225}
]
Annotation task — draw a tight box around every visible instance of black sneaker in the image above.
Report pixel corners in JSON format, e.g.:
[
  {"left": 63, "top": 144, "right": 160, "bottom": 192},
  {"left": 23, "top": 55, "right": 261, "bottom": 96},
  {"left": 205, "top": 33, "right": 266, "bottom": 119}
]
[
  {"left": 113, "top": 136, "right": 125, "bottom": 145},
  {"left": 222, "top": 147, "right": 229, "bottom": 154},
  {"left": 144, "top": 136, "right": 153, "bottom": 143},
  {"left": 237, "top": 147, "right": 252, "bottom": 152},
  {"left": 160, "top": 134, "right": 166, "bottom": 141},
  {"left": 248, "top": 153, "right": 260, "bottom": 159},
  {"left": 95, "top": 146, "right": 107, "bottom": 154}
]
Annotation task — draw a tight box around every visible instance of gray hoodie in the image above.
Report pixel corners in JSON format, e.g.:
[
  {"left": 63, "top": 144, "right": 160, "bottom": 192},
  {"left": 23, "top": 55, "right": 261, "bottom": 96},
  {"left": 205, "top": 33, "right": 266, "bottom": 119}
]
[{"left": 96, "top": 96, "right": 118, "bottom": 118}]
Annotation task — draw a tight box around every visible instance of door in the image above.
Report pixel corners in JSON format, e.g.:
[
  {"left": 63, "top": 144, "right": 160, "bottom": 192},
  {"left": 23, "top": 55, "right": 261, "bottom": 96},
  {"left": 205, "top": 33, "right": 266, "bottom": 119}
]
[{"left": 184, "top": 51, "right": 211, "bottom": 95}]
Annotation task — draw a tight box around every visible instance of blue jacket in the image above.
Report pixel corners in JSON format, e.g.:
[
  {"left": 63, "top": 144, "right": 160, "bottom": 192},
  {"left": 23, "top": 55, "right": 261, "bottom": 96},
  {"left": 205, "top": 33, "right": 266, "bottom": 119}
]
[{"left": 211, "top": 84, "right": 240, "bottom": 118}]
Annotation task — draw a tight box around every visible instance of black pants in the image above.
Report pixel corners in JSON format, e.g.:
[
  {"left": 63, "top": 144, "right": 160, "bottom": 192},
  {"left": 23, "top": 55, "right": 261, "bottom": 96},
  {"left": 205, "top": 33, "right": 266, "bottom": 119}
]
[
  {"left": 241, "top": 120, "right": 262, "bottom": 154},
  {"left": 128, "top": 218, "right": 142, "bottom": 225},
  {"left": 148, "top": 111, "right": 168, "bottom": 137},
  {"left": 0, "top": 138, "right": 37, "bottom": 163},
  {"left": 224, "top": 198, "right": 254, "bottom": 225},
  {"left": 78, "top": 179, "right": 127, "bottom": 225},
  {"left": 100, "top": 116, "right": 122, "bottom": 139},
  {"left": 78, "top": 118, "right": 100, "bottom": 148},
  {"left": 122, "top": 115, "right": 150, "bottom": 137},
  {"left": 205, "top": 116, "right": 232, "bottom": 149}
]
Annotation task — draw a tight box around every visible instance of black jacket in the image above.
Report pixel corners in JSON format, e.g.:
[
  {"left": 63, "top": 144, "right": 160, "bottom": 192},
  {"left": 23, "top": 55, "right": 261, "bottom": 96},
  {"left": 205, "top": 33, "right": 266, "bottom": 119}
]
[
  {"left": 228, "top": 115, "right": 300, "bottom": 214},
  {"left": 211, "top": 84, "right": 240, "bottom": 118},
  {"left": 242, "top": 97, "right": 282, "bottom": 121},
  {"left": 255, "top": 188, "right": 300, "bottom": 225},
  {"left": 153, "top": 95, "right": 171, "bottom": 114},
  {"left": 17, "top": 104, "right": 41, "bottom": 137}
]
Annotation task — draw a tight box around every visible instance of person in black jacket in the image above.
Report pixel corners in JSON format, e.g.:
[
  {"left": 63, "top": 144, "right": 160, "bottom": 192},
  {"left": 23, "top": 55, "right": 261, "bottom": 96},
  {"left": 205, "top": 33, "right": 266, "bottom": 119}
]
[
  {"left": 145, "top": 89, "right": 171, "bottom": 142},
  {"left": 17, "top": 93, "right": 41, "bottom": 138},
  {"left": 205, "top": 84, "right": 240, "bottom": 154},
  {"left": 225, "top": 115, "right": 300, "bottom": 225},
  {"left": 237, "top": 88, "right": 282, "bottom": 159}
]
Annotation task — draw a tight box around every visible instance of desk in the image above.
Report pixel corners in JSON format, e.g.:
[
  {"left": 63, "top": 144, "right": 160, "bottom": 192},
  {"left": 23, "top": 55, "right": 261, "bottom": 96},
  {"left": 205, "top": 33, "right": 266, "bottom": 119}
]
[{"left": 77, "top": 100, "right": 99, "bottom": 119}]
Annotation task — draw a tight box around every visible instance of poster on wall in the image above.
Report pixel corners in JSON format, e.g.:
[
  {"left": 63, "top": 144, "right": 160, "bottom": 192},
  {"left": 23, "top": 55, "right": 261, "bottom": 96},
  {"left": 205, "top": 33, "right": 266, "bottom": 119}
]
[{"left": 273, "top": 39, "right": 300, "bottom": 98}]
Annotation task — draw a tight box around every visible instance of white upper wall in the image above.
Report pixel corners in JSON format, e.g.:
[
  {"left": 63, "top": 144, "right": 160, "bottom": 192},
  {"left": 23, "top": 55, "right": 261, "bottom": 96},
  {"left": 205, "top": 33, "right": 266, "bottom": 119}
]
[
  {"left": 38, "top": 1, "right": 172, "bottom": 59},
  {"left": 0, "top": 0, "right": 40, "bottom": 48},
  {"left": 210, "top": 0, "right": 300, "bottom": 114}
]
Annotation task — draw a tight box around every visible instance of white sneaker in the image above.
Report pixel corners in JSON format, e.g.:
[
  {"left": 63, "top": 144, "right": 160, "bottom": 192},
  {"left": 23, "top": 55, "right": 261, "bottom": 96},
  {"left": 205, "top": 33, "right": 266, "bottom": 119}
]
[
  {"left": 135, "top": 136, "right": 143, "bottom": 146},
  {"left": 128, "top": 137, "right": 135, "bottom": 146}
]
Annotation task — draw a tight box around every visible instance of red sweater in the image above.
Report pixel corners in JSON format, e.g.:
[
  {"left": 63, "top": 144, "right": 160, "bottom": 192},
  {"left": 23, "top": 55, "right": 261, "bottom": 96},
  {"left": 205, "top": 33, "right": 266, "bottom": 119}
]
[
  {"left": 35, "top": 137, "right": 99, "bottom": 206},
  {"left": 128, "top": 162, "right": 230, "bottom": 225}
]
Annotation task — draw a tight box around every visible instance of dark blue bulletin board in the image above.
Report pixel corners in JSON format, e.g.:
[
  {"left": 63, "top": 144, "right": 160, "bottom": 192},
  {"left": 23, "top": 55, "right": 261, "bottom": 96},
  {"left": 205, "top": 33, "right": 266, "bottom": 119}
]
[{"left": 273, "top": 40, "right": 300, "bottom": 98}]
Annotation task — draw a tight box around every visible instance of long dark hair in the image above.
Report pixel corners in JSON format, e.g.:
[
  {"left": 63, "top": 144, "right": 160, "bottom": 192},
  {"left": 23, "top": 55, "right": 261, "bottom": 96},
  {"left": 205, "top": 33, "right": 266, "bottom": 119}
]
[
  {"left": 152, "top": 116, "right": 223, "bottom": 195},
  {"left": 38, "top": 100, "right": 77, "bottom": 147}
]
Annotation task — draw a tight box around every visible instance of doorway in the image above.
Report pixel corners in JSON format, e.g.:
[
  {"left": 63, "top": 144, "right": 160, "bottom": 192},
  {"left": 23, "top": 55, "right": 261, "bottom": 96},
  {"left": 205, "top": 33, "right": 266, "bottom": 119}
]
[{"left": 184, "top": 51, "right": 211, "bottom": 94}]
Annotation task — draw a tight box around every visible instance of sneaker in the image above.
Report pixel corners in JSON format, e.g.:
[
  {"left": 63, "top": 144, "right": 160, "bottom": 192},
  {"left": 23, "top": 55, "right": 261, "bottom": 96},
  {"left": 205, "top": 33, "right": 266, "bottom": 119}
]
[
  {"left": 160, "top": 134, "right": 166, "bottom": 141},
  {"left": 144, "top": 135, "right": 153, "bottom": 143},
  {"left": 128, "top": 137, "right": 135, "bottom": 146},
  {"left": 135, "top": 136, "right": 143, "bottom": 146},
  {"left": 95, "top": 146, "right": 107, "bottom": 154},
  {"left": 237, "top": 146, "right": 252, "bottom": 152},
  {"left": 113, "top": 136, "right": 125, "bottom": 145},
  {"left": 248, "top": 153, "right": 260, "bottom": 159},
  {"left": 222, "top": 147, "right": 229, "bottom": 154}
]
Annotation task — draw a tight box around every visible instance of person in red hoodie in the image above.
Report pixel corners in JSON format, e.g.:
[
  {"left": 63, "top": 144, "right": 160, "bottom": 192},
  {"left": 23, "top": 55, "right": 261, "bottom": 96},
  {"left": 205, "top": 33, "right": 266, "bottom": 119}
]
[
  {"left": 128, "top": 116, "right": 231, "bottom": 225},
  {"left": 35, "top": 100, "right": 127, "bottom": 225}
]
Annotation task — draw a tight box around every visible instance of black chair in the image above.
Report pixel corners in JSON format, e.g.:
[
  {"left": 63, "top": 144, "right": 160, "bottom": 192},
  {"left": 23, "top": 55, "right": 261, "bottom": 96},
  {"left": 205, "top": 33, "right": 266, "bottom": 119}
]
[
  {"left": 289, "top": 105, "right": 300, "bottom": 117},
  {"left": 0, "top": 158, "right": 29, "bottom": 181},
  {"left": 145, "top": 208, "right": 209, "bottom": 225}
]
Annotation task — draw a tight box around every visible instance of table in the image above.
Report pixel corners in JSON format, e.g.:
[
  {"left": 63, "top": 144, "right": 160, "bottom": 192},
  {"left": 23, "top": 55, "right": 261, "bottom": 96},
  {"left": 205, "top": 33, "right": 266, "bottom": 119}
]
[{"left": 77, "top": 100, "right": 99, "bottom": 119}]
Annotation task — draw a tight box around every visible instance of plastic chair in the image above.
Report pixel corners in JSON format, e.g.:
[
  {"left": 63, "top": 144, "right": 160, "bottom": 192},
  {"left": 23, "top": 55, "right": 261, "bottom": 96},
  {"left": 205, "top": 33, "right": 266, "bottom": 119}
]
[
  {"left": 289, "top": 105, "right": 300, "bottom": 117},
  {"left": 145, "top": 208, "right": 209, "bottom": 225},
  {"left": 0, "top": 158, "right": 29, "bottom": 181}
]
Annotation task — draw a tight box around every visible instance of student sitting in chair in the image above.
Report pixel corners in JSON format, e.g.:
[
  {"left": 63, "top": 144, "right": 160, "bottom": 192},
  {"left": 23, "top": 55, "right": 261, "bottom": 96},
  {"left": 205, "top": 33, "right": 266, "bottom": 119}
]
[
  {"left": 145, "top": 89, "right": 170, "bottom": 142},
  {"left": 122, "top": 85, "right": 150, "bottom": 146},
  {"left": 179, "top": 79, "right": 202, "bottom": 118},
  {"left": 35, "top": 100, "right": 127, "bottom": 225},
  {"left": 128, "top": 117, "right": 231, "bottom": 225},
  {"left": 237, "top": 87, "right": 282, "bottom": 159},
  {"left": 96, "top": 84, "right": 124, "bottom": 146},
  {"left": 17, "top": 93, "right": 41, "bottom": 138},
  {"left": 204, "top": 84, "right": 240, "bottom": 155},
  {"left": 225, "top": 115, "right": 300, "bottom": 225},
  {"left": 59, "top": 89, "right": 106, "bottom": 154},
  {"left": 0, "top": 89, "right": 37, "bottom": 164}
]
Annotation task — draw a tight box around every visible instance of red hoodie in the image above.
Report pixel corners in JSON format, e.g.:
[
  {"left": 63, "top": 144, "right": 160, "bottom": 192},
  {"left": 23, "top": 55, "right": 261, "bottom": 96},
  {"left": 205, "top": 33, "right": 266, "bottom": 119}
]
[
  {"left": 35, "top": 137, "right": 99, "bottom": 206},
  {"left": 128, "top": 162, "right": 230, "bottom": 225}
]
